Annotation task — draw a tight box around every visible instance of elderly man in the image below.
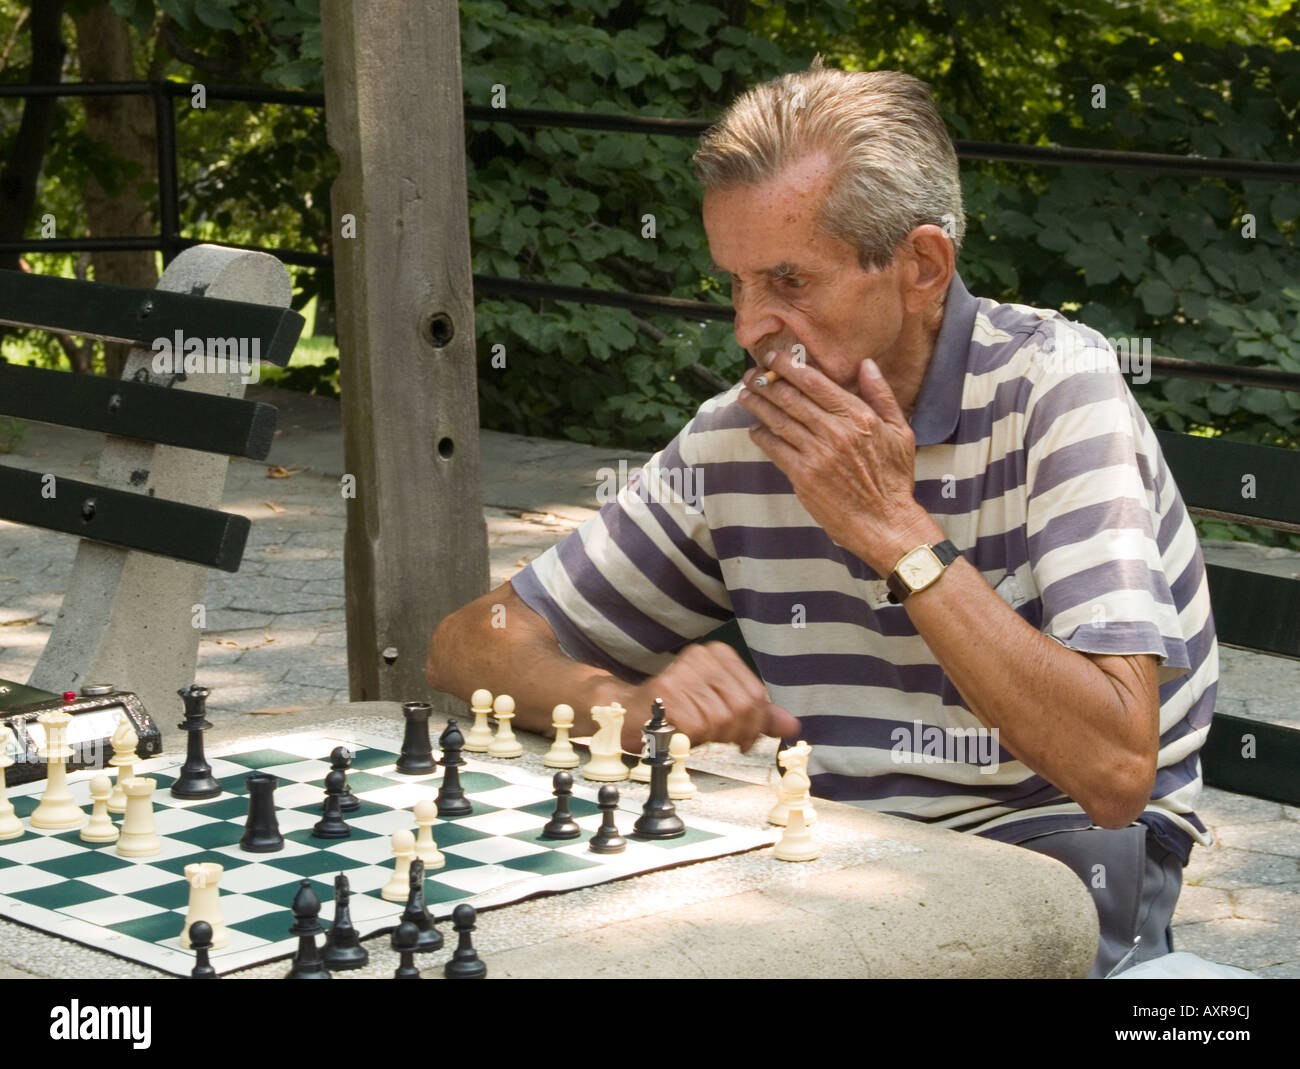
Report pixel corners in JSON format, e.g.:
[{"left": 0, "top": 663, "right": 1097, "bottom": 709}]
[{"left": 428, "top": 62, "right": 1217, "bottom": 977}]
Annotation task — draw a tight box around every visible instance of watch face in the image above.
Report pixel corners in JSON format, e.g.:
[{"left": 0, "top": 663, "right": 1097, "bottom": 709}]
[{"left": 898, "top": 547, "right": 943, "bottom": 591}]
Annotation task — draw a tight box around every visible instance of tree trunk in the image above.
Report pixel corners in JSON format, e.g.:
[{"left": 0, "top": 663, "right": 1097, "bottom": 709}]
[
  {"left": 0, "top": 0, "right": 66, "bottom": 276},
  {"left": 73, "top": 1, "right": 159, "bottom": 378}
]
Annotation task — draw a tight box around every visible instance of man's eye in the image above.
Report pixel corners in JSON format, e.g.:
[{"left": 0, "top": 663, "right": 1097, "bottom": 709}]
[{"left": 781, "top": 277, "right": 806, "bottom": 288}]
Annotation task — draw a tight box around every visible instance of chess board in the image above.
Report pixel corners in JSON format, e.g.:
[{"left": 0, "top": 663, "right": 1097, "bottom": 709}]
[{"left": 0, "top": 730, "right": 776, "bottom": 976}]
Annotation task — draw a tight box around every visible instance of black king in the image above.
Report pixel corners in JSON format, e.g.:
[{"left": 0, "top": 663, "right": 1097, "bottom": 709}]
[{"left": 632, "top": 698, "right": 685, "bottom": 839}]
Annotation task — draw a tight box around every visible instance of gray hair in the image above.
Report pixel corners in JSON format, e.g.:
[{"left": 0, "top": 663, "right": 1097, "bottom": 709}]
[{"left": 692, "top": 60, "right": 965, "bottom": 271}]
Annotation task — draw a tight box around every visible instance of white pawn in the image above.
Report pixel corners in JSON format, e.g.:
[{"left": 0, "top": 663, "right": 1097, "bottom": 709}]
[
  {"left": 630, "top": 756, "right": 652, "bottom": 783},
  {"left": 0, "top": 725, "right": 23, "bottom": 840},
  {"left": 487, "top": 694, "right": 523, "bottom": 759},
  {"left": 107, "top": 718, "right": 139, "bottom": 815},
  {"left": 464, "top": 688, "right": 495, "bottom": 753},
  {"left": 116, "top": 777, "right": 161, "bottom": 857},
  {"left": 542, "top": 704, "right": 579, "bottom": 769},
  {"left": 382, "top": 827, "right": 416, "bottom": 902},
  {"left": 666, "top": 733, "right": 696, "bottom": 801},
  {"left": 773, "top": 802, "right": 819, "bottom": 862},
  {"left": 413, "top": 799, "right": 445, "bottom": 871},
  {"left": 30, "top": 711, "right": 85, "bottom": 831},
  {"left": 180, "top": 862, "right": 229, "bottom": 949},
  {"left": 80, "top": 775, "right": 119, "bottom": 844}
]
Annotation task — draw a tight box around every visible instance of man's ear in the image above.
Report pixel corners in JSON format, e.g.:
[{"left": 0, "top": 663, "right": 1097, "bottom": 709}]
[{"left": 902, "top": 225, "right": 954, "bottom": 314}]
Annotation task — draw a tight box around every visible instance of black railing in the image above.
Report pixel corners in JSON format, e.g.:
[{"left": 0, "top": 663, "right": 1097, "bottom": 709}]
[{"left": 1, "top": 80, "right": 1299, "bottom": 393}]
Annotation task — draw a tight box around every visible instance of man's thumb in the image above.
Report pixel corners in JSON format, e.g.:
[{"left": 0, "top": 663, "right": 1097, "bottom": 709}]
[{"left": 764, "top": 703, "right": 802, "bottom": 741}]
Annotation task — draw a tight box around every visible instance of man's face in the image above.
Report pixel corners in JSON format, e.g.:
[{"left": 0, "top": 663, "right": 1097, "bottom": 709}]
[{"left": 702, "top": 151, "right": 905, "bottom": 392}]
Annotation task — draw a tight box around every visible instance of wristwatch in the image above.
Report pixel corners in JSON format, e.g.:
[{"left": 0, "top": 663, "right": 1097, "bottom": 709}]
[{"left": 885, "top": 540, "right": 960, "bottom": 604}]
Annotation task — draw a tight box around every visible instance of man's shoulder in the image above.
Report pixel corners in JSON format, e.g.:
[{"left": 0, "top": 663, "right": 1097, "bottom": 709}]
[
  {"left": 673, "top": 381, "right": 764, "bottom": 459},
  {"left": 969, "top": 293, "right": 1114, "bottom": 380}
]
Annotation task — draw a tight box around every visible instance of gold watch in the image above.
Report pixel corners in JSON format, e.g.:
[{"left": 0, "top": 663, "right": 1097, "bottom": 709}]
[{"left": 885, "top": 540, "right": 960, "bottom": 604}]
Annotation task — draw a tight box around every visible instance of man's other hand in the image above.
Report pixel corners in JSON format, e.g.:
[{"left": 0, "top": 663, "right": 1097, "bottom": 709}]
[{"left": 620, "top": 641, "right": 800, "bottom": 753}]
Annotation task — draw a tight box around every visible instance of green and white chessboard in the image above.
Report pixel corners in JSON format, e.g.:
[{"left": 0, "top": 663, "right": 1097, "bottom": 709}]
[{"left": 0, "top": 730, "right": 776, "bottom": 976}]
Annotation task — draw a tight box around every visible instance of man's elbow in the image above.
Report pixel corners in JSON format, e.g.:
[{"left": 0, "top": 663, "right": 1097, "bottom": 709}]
[
  {"left": 1085, "top": 750, "right": 1157, "bottom": 830},
  {"left": 426, "top": 608, "right": 466, "bottom": 692}
]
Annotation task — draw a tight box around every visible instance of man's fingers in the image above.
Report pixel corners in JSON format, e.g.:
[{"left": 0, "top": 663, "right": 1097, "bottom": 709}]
[{"left": 857, "top": 357, "right": 907, "bottom": 426}]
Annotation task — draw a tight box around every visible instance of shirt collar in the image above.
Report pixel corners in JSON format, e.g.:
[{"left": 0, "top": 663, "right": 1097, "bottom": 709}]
[{"left": 908, "top": 271, "right": 979, "bottom": 447}]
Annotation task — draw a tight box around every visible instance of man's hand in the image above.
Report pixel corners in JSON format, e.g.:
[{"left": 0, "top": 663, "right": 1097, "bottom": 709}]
[
  {"left": 737, "top": 349, "right": 935, "bottom": 576},
  {"left": 619, "top": 641, "right": 800, "bottom": 754}
]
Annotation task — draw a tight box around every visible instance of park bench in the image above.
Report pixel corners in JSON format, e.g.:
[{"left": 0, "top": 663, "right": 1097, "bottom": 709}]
[
  {"left": 0, "top": 245, "right": 303, "bottom": 772},
  {"left": 1156, "top": 430, "right": 1300, "bottom": 806}
]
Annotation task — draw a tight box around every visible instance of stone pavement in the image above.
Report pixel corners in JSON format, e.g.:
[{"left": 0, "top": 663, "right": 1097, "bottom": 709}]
[{"left": 1, "top": 385, "right": 1297, "bottom": 976}]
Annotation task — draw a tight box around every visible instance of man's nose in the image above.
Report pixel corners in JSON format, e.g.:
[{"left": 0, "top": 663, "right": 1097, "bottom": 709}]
[{"left": 731, "top": 287, "right": 784, "bottom": 355}]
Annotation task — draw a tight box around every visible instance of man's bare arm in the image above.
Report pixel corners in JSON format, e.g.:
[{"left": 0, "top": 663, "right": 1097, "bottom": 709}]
[{"left": 426, "top": 581, "right": 799, "bottom": 752}]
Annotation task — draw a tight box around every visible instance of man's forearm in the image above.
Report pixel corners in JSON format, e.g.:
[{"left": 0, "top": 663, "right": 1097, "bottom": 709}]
[
  {"left": 426, "top": 583, "right": 632, "bottom": 739},
  {"left": 869, "top": 519, "right": 1158, "bottom": 828}
]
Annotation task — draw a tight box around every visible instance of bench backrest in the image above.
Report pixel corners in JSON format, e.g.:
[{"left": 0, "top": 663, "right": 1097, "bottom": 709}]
[
  {"left": 0, "top": 245, "right": 303, "bottom": 718},
  {"left": 1155, "top": 430, "right": 1300, "bottom": 806}
]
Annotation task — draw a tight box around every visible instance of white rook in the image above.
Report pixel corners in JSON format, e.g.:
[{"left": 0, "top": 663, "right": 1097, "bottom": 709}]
[
  {"left": 30, "top": 711, "right": 85, "bottom": 831},
  {"left": 116, "top": 777, "right": 161, "bottom": 857}
]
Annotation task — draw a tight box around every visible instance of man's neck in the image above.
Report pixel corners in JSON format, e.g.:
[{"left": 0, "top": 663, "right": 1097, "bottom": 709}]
[{"left": 883, "top": 303, "right": 946, "bottom": 421}]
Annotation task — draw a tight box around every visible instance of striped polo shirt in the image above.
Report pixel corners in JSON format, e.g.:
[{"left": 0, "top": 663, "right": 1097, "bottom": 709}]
[{"left": 512, "top": 273, "right": 1217, "bottom": 863}]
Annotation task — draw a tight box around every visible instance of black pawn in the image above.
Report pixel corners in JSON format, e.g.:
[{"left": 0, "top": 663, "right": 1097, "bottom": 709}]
[
  {"left": 435, "top": 720, "right": 472, "bottom": 817},
  {"left": 396, "top": 701, "right": 436, "bottom": 775},
  {"left": 541, "top": 770, "right": 581, "bottom": 840},
  {"left": 400, "top": 858, "right": 444, "bottom": 953},
  {"left": 444, "top": 904, "right": 487, "bottom": 980},
  {"left": 588, "top": 784, "right": 627, "bottom": 854},
  {"left": 633, "top": 698, "right": 685, "bottom": 840},
  {"left": 330, "top": 746, "right": 360, "bottom": 812},
  {"left": 171, "top": 684, "right": 221, "bottom": 799},
  {"left": 285, "top": 879, "right": 330, "bottom": 979},
  {"left": 313, "top": 768, "right": 351, "bottom": 839},
  {"left": 241, "top": 772, "right": 284, "bottom": 852},
  {"left": 189, "top": 920, "right": 218, "bottom": 979},
  {"left": 392, "top": 920, "right": 421, "bottom": 979},
  {"left": 322, "top": 873, "right": 368, "bottom": 971}
]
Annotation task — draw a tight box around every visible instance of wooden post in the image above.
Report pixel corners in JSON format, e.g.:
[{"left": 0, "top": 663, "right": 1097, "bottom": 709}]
[{"left": 321, "top": 0, "right": 489, "bottom": 709}]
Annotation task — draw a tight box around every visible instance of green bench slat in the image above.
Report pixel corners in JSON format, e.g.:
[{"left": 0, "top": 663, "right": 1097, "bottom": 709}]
[
  {"left": 0, "top": 363, "right": 278, "bottom": 460},
  {"left": 1156, "top": 429, "right": 1300, "bottom": 529},
  {"left": 1201, "top": 713, "right": 1300, "bottom": 807},
  {"left": 0, "top": 270, "right": 303, "bottom": 369},
  {"left": 0, "top": 464, "right": 249, "bottom": 572},
  {"left": 1207, "top": 565, "right": 1300, "bottom": 659}
]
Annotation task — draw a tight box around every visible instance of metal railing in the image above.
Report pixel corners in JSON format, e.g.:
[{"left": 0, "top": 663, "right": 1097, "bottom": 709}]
[{"left": 1, "top": 80, "right": 1298, "bottom": 393}]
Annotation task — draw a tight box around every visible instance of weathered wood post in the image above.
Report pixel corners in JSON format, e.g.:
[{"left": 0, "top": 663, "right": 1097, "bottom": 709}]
[{"left": 321, "top": 0, "right": 489, "bottom": 709}]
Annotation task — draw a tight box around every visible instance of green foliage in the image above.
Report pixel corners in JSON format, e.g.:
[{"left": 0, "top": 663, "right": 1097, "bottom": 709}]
[{"left": 463, "top": 0, "right": 798, "bottom": 449}]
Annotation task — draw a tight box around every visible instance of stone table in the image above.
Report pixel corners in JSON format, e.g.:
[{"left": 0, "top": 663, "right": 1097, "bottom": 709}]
[{"left": 0, "top": 702, "right": 1098, "bottom": 979}]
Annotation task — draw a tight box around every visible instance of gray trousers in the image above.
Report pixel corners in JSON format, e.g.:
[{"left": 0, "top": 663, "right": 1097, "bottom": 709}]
[{"left": 1016, "top": 823, "right": 1185, "bottom": 978}]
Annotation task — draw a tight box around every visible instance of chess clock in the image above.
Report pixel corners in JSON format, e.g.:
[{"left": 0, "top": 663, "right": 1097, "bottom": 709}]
[{"left": 0, "top": 680, "right": 161, "bottom": 787}]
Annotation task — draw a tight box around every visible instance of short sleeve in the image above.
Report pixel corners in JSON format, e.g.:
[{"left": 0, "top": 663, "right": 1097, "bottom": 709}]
[
  {"left": 1023, "top": 345, "right": 1191, "bottom": 685},
  {"left": 509, "top": 424, "right": 732, "bottom": 682}
]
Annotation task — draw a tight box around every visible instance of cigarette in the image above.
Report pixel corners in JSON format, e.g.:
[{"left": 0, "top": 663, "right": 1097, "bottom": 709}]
[{"left": 753, "top": 366, "right": 782, "bottom": 388}]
